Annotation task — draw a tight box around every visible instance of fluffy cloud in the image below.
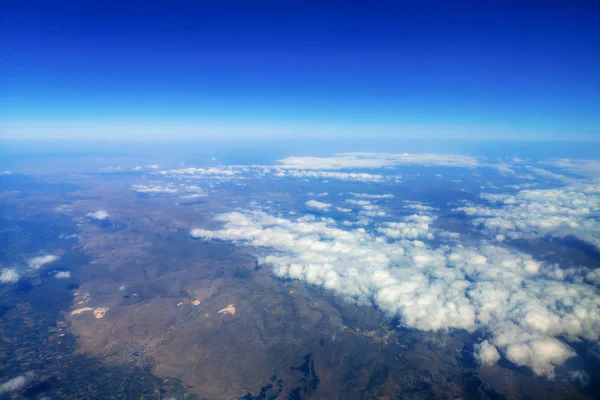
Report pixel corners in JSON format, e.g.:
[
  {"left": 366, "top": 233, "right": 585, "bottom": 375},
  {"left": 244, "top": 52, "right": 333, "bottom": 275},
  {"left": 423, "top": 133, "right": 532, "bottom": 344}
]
[
  {"left": 346, "top": 199, "right": 387, "bottom": 217},
  {"left": 190, "top": 210, "right": 600, "bottom": 377},
  {"left": 377, "top": 215, "right": 435, "bottom": 240},
  {"left": 55, "top": 271, "right": 71, "bottom": 279},
  {"left": 0, "top": 268, "right": 19, "bottom": 283},
  {"left": 87, "top": 210, "right": 110, "bottom": 220},
  {"left": 0, "top": 372, "right": 36, "bottom": 394},
  {"left": 474, "top": 340, "right": 501, "bottom": 365},
  {"left": 28, "top": 255, "right": 59, "bottom": 269},
  {"left": 403, "top": 201, "right": 437, "bottom": 212},
  {"left": 455, "top": 184, "right": 600, "bottom": 250},
  {"left": 305, "top": 200, "right": 332, "bottom": 210}
]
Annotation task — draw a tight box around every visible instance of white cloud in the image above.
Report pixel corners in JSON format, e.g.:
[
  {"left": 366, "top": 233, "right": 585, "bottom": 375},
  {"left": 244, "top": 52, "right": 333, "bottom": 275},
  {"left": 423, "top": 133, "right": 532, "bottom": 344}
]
[
  {"left": 0, "top": 268, "right": 19, "bottom": 283},
  {"left": 403, "top": 202, "right": 437, "bottom": 212},
  {"left": 349, "top": 192, "right": 394, "bottom": 199},
  {"left": 346, "top": 199, "right": 387, "bottom": 217},
  {"left": 275, "top": 169, "right": 384, "bottom": 182},
  {"left": 87, "top": 210, "right": 110, "bottom": 220},
  {"left": 474, "top": 340, "right": 501, "bottom": 365},
  {"left": 455, "top": 185, "right": 600, "bottom": 250},
  {"left": 377, "top": 215, "right": 435, "bottom": 240},
  {"left": 277, "top": 152, "right": 480, "bottom": 170},
  {"left": 131, "top": 184, "right": 205, "bottom": 197},
  {"left": 0, "top": 372, "right": 35, "bottom": 394},
  {"left": 542, "top": 159, "right": 600, "bottom": 179},
  {"left": 132, "top": 166, "right": 143, "bottom": 171},
  {"left": 305, "top": 200, "right": 332, "bottom": 210},
  {"left": 28, "top": 255, "right": 59, "bottom": 269},
  {"left": 55, "top": 271, "right": 71, "bottom": 279},
  {"left": 159, "top": 166, "right": 243, "bottom": 177},
  {"left": 132, "top": 184, "right": 179, "bottom": 194},
  {"left": 190, "top": 210, "right": 600, "bottom": 377}
]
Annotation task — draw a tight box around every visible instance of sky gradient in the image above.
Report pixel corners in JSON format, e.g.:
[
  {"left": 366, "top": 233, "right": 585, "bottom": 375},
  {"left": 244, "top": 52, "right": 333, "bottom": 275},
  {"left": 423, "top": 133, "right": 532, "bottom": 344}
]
[{"left": 1, "top": 1, "right": 599, "bottom": 140}]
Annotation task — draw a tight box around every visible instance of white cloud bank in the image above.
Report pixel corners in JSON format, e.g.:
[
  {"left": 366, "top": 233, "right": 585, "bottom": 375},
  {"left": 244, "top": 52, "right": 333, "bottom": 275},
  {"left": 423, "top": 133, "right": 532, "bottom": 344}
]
[
  {"left": 87, "top": 210, "right": 110, "bottom": 220},
  {"left": 456, "top": 184, "right": 600, "bottom": 250},
  {"left": 277, "top": 152, "right": 480, "bottom": 170},
  {"left": 190, "top": 210, "right": 600, "bottom": 377}
]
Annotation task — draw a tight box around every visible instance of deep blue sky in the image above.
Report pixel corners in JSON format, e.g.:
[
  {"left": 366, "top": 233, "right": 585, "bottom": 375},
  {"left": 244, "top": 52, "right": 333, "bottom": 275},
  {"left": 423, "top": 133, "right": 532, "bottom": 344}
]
[{"left": 1, "top": 1, "right": 599, "bottom": 140}]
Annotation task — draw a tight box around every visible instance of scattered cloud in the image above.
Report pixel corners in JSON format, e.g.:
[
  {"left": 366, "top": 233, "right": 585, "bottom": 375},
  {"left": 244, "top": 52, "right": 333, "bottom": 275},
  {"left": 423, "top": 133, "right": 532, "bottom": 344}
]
[
  {"left": 305, "top": 200, "right": 332, "bottom": 210},
  {"left": 28, "top": 255, "right": 59, "bottom": 269},
  {"left": 55, "top": 271, "right": 71, "bottom": 279},
  {"left": 455, "top": 185, "right": 600, "bottom": 250},
  {"left": 87, "top": 210, "right": 110, "bottom": 220},
  {"left": 403, "top": 201, "right": 437, "bottom": 212},
  {"left": 0, "top": 268, "right": 19, "bottom": 283}
]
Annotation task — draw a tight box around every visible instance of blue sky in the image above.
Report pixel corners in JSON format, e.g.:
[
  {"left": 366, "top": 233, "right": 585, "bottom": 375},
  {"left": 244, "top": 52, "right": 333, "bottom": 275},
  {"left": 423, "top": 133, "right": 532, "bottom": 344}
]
[{"left": 1, "top": 1, "right": 599, "bottom": 140}]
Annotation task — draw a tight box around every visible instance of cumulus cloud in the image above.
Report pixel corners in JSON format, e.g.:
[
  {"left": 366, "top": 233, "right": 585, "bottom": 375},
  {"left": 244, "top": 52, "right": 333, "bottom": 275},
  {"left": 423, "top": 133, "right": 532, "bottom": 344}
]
[
  {"left": 455, "top": 184, "right": 600, "bottom": 250},
  {"left": 305, "top": 200, "right": 332, "bottom": 210},
  {"left": 474, "top": 340, "right": 501, "bottom": 365},
  {"left": 55, "top": 271, "right": 71, "bottom": 279},
  {"left": 377, "top": 215, "right": 435, "bottom": 240},
  {"left": 403, "top": 201, "right": 437, "bottom": 212},
  {"left": 345, "top": 199, "right": 388, "bottom": 217},
  {"left": 0, "top": 268, "right": 20, "bottom": 283},
  {"left": 87, "top": 210, "right": 110, "bottom": 220},
  {"left": 28, "top": 255, "right": 59, "bottom": 269},
  {"left": 190, "top": 210, "right": 600, "bottom": 377},
  {"left": 0, "top": 372, "right": 36, "bottom": 394}
]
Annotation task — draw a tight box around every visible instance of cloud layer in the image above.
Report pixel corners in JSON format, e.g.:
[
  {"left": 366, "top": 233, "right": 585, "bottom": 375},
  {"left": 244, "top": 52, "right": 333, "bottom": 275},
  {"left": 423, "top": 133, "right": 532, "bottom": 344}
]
[
  {"left": 278, "top": 152, "right": 481, "bottom": 170},
  {"left": 191, "top": 210, "right": 600, "bottom": 377}
]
